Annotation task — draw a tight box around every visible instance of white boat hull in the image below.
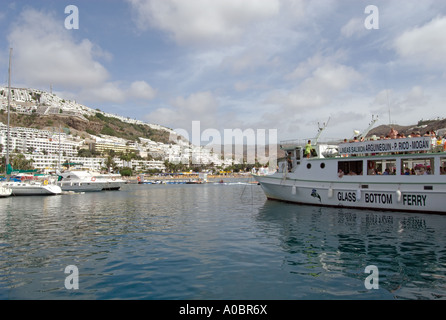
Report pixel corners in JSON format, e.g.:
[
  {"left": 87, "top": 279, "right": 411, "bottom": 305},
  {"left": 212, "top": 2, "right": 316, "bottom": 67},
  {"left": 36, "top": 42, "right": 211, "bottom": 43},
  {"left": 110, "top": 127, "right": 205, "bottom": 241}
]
[
  {"left": 91, "top": 174, "right": 126, "bottom": 191},
  {"left": 5, "top": 182, "right": 62, "bottom": 196},
  {"left": 57, "top": 170, "right": 109, "bottom": 192},
  {"left": 57, "top": 181, "right": 105, "bottom": 192},
  {"left": 254, "top": 174, "right": 446, "bottom": 214},
  {"left": 0, "top": 185, "right": 12, "bottom": 197},
  {"left": 101, "top": 180, "right": 125, "bottom": 191}
]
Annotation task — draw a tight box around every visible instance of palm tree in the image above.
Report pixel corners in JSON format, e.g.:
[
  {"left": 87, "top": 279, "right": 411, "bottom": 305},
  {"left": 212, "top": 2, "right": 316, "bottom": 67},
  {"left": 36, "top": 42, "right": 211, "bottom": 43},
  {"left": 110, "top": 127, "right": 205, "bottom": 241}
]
[{"left": 10, "top": 154, "right": 34, "bottom": 171}]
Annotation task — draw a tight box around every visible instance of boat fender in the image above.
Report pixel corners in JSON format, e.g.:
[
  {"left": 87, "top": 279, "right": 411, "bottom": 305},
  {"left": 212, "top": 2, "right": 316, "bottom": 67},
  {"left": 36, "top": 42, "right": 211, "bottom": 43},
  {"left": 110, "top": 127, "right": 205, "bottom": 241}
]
[
  {"left": 91, "top": 177, "right": 96, "bottom": 181},
  {"left": 396, "top": 190, "right": 402, "bottom": 203},
  {"left": 328, "top": 188, "right": 333, "bottom": 199},
  {"left": 356, "top": 189, "right": 361, "bottom": 200},
  {"left": 292, "top": 185, "right": 297, "bottom": 195}
]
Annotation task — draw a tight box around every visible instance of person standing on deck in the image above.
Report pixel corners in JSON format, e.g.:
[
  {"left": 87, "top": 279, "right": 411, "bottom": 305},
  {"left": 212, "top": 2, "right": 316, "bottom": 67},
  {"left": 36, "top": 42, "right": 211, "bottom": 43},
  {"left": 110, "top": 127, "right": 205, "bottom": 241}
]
[{"left": 305, "top": 140, "right": 312, "bottom": 159}]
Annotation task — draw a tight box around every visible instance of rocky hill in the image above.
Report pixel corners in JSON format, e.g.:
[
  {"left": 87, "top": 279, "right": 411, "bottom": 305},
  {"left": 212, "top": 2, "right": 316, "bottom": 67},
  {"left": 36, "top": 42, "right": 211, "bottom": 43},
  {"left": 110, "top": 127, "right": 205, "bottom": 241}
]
[
  {"left": 0, "top": 87, "right": 181, "bottom": 144},
  {"left": 367, "top": 118, "right": 446, "bottom": 138}
]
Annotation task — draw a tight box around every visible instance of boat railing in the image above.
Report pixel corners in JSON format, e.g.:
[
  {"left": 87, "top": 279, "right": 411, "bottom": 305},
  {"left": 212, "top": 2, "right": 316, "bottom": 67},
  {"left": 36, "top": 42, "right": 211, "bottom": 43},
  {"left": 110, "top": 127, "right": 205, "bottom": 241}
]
[{"left": 280, "top": 138, "right": 343, "bottom": 148}]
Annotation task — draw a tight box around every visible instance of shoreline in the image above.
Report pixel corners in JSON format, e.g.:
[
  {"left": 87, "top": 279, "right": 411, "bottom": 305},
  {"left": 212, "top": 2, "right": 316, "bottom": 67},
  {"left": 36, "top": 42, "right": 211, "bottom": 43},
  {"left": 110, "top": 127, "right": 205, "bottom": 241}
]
[{"left": 125, "top": 173, "right": 253, "bottom": 184}]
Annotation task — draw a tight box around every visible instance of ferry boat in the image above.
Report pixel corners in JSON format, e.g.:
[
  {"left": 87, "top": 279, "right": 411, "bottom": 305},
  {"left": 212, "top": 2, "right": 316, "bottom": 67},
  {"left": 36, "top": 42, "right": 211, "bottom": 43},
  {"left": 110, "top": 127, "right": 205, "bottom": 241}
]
[{"left": 253, "top": 124, "right": 446, "bottom": 214}]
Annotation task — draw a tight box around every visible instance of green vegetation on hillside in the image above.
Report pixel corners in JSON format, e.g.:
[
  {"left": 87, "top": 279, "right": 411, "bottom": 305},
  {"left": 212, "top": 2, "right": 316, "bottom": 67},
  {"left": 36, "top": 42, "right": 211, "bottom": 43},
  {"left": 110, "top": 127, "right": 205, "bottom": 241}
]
[
  {"left": 0, "top": 112, "right": 171, "bottom": 144},
  {"left": 87, "top": 113, "right": 171, "bottom": 143}
]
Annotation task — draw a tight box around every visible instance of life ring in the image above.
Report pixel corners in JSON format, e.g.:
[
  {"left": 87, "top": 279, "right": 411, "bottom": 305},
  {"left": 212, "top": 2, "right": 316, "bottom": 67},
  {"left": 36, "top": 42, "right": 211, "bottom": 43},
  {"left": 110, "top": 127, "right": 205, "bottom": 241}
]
[
  {"left": 43, "top": 180, "right": 48, "bottom": 185},
  {"left": 91, "top": 177, "right": 96, "bottom": 181},
  {"left": 368, "top": 161, "right": 375, "bottom": 170}
]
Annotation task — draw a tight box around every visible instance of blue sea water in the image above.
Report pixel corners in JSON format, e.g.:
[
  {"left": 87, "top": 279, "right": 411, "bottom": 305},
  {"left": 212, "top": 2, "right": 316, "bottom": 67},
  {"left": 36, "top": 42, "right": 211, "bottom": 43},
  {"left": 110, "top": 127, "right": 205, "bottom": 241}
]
[{"left": 0, "top": 178, "right": 445, "bottom": 300}]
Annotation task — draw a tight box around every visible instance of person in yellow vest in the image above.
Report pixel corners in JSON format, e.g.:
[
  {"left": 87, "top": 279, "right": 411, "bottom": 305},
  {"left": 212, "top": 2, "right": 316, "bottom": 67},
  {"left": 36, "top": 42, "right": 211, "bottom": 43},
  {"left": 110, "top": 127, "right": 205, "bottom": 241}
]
[{"left": 305, "top": 140, "right": 312, "bottom": 159}]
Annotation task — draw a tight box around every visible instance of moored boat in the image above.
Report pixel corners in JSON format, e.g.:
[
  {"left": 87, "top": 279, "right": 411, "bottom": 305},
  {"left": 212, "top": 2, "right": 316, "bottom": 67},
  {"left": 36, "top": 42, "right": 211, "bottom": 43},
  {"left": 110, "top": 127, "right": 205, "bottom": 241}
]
[
  {"left": 0, "top": 183, "right": 12, "bottom": 197},
  {"left": 91, "top": 173, "right": 126, "bottom": 190},
  {"left": 4, "top": 179, "right": 62, "bottom": 196},
  {"left": 57, "top": 170, "right": 105, "bottom": 192},
  {"left": 254, "top": 126, "right": 446, "bottom": 214}
]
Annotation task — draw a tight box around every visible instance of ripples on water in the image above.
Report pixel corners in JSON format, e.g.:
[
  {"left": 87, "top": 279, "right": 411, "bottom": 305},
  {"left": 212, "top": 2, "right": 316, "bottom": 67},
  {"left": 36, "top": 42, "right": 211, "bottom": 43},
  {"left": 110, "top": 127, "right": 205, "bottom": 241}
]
[{"left": 0, "top": 180, "right": 445, "bottom": 300}]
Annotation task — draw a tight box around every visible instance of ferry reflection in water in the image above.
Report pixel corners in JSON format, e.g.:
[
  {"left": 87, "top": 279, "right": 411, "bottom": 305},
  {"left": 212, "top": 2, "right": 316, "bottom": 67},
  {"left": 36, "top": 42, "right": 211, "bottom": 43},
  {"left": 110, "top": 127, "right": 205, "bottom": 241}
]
[{"left": 255, "top": 201, "right": 446, "bottom": 299}]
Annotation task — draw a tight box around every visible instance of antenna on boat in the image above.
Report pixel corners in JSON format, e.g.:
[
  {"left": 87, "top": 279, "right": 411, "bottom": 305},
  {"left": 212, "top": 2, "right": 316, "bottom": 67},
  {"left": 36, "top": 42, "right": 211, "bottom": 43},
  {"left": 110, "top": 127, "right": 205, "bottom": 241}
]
[
  {"left": 314, "top": 117, "right": 330, "bottom": 145},
  {"left": 358, "top": 115, "right": 379, "bottom": 140},
  {"left": 386, "top": 89, "right": 391, "bottom": 127}
]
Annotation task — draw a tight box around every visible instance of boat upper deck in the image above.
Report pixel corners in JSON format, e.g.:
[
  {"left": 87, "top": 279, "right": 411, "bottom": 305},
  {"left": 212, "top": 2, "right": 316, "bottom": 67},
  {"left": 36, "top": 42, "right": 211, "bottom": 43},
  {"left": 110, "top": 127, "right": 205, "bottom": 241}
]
[{"left": 280, "top": 135, "right": 445, "bottom": 158}]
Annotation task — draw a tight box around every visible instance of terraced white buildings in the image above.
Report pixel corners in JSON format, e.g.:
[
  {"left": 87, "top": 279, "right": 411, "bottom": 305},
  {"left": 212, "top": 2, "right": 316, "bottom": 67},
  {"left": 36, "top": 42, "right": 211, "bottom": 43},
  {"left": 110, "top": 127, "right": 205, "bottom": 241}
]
[{"left": 0, "top": 87, "right": 240, "bottom": 172}]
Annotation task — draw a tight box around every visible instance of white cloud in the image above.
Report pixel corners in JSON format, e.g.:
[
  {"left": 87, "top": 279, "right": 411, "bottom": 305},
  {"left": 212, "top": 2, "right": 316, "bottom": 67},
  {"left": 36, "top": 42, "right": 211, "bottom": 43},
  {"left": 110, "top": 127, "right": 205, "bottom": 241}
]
[
  {"left": 128, "top": 81, "right": 157, "bottom": 101},
  {"left": 6, "top": 8, "right": 158, "bottom": 107},
  {"left": 144, "top": 91, "right": 222, "bottom": 131},
  {"left": 274, "top": 58, "right": 362, "bottom": 111},
  {"left": 394, "top": 16, "right": 446, "bottom": 67},
  {"left": 8, "top": 9, "right": 110, "bottom": 89},
  {"left": 79, "top": 82, "right": 126, "bottom": 104},
  {"left": 367, "top": 86, "right": 436, "bottom": 127},
  {"left": 127, "top": 0, "right": 281, "bottom": 45},
  {"left": 341, "top": 17, "right": 367, "bottom": 39}
]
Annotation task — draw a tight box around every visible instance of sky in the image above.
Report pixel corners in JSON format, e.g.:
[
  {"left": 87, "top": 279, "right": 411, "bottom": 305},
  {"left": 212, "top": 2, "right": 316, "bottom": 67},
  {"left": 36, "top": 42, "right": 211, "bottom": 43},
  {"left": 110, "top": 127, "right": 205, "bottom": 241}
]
[{"left": 1, "top": 0, "right": 446, "bottom": 144}]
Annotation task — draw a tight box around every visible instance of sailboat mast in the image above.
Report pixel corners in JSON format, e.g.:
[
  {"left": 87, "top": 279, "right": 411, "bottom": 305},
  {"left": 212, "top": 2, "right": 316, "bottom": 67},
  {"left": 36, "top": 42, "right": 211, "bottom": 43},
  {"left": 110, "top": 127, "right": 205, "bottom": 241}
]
[
  {"left": 59, "top": 123, "right": 61, "bottom": 171},
  {"left": 6, "top": 48, "right": 12, "bottom": 179}
]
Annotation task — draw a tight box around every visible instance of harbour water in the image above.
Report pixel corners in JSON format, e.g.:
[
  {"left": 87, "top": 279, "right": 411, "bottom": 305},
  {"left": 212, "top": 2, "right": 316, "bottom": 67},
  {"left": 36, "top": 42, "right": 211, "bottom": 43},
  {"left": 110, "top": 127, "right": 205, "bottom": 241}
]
[{"left": 1, "top": 178, "right": 446, "bottom": 300}]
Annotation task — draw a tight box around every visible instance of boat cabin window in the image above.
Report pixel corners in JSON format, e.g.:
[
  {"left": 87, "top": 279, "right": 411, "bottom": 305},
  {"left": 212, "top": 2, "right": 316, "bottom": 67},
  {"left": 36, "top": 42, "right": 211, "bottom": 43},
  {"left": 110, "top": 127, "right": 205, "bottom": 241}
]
[
  {"left": 295, "top": 147, "right": 301, "bottom": 161},
  {"left": 283, "top": 147, "right": 301, "bottom": 172},
  {"left": 277, "top": 148, "right": 299, "bottom": 173},
  {"left": 338, "top": 160, "right": 363, "bottom": 176},
  {"left": 367, "top": 159, "right": 396, "bottom": 175},
  {"left": 401, "top": 158, "right": 434, "bottom": 175},
  {"left": 440, "top": 158, "right": 446, "bottom": 175}
]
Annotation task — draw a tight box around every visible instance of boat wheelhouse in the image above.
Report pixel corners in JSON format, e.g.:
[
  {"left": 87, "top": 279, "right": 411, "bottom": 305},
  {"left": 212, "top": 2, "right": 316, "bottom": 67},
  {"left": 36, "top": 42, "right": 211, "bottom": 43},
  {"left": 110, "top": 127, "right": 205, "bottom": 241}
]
[
  {"left": 57, "top": 170, "right": 105, "bottom": 192},
  {"left": 254, "top": 134, "right": 446, "bottom": 214}
]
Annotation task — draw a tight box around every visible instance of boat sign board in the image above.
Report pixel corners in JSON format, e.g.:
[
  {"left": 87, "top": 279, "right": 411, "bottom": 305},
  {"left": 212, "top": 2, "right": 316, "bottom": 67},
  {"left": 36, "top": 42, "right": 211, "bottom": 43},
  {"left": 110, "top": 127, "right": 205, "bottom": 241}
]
[{"left": 339, "top": 137, "right": 432, "bottom": 156}]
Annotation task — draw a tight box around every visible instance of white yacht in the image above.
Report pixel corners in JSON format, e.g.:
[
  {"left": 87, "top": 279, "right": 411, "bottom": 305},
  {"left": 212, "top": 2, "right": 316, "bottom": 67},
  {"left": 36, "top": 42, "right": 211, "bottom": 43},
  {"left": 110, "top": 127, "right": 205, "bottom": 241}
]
[
  {"left": 254, "top": 124, "right": 446, "bottom": 214},
  {"left": 57, "top": 170, "right": 106, "bottom": 192},
  {"left": 4, "top": 179, "right": 62, "bottom": 196},
  {"left": 91, "top": 172, "right": 126, "bottom": 191},
  {"left": 2, "top": 49, "right": 61, "bottom": 196},
  {"left": 0, "top": 183, "right": 12, "bottom": 197}
]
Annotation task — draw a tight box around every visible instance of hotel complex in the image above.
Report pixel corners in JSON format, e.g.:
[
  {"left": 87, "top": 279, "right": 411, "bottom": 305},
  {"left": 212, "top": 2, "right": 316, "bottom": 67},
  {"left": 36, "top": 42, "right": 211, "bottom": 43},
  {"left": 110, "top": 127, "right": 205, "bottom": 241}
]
[
  {"left": 0, "top": 87, "right": 243, "bottom": 173},
  {"left": 0, "top": 121, "right": 236, "bottom": 173}
]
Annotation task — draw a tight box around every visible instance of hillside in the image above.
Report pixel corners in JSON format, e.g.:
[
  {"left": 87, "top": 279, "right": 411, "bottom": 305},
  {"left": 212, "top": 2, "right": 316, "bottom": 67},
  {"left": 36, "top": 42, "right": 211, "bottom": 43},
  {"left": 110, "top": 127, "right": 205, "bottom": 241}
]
[
  {"left": 367, "top": 118, "right": 446, "bottom": 138},
  {"left": 0, "top": 87, "right": 178, "bottom": 144},
  {"left": 0, "top": 111, "right": 172, "bottom": 144}
]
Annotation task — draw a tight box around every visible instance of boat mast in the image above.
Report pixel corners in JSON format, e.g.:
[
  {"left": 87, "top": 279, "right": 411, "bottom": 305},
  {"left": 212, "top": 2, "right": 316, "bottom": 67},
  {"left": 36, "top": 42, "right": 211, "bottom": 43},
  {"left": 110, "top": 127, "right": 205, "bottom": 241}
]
[
  {"left": 6, "top": 48, "right": 12, "bottom": 181},
  {"left": 59, "top": 123, "right": 62, "bottom": 171},
  {"left": 358, "top": 115, "right": 379, "bottom": 140},
  {"left": 314, "top": 117, "right": 330, "bottom": 145}
]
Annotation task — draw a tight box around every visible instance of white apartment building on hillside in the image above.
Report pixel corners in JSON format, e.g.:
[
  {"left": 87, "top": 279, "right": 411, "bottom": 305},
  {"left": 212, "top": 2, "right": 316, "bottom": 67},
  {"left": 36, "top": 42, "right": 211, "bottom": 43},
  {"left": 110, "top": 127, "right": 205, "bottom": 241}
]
[
  {"left": 22, "top": 154, "right": 165, "bottom": 173},
  {"left": 23, "top": 154, "right": 105, "bottom": 172},
  {"left": 0, "top": 122, "right": 82, "bottom": 157}
]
